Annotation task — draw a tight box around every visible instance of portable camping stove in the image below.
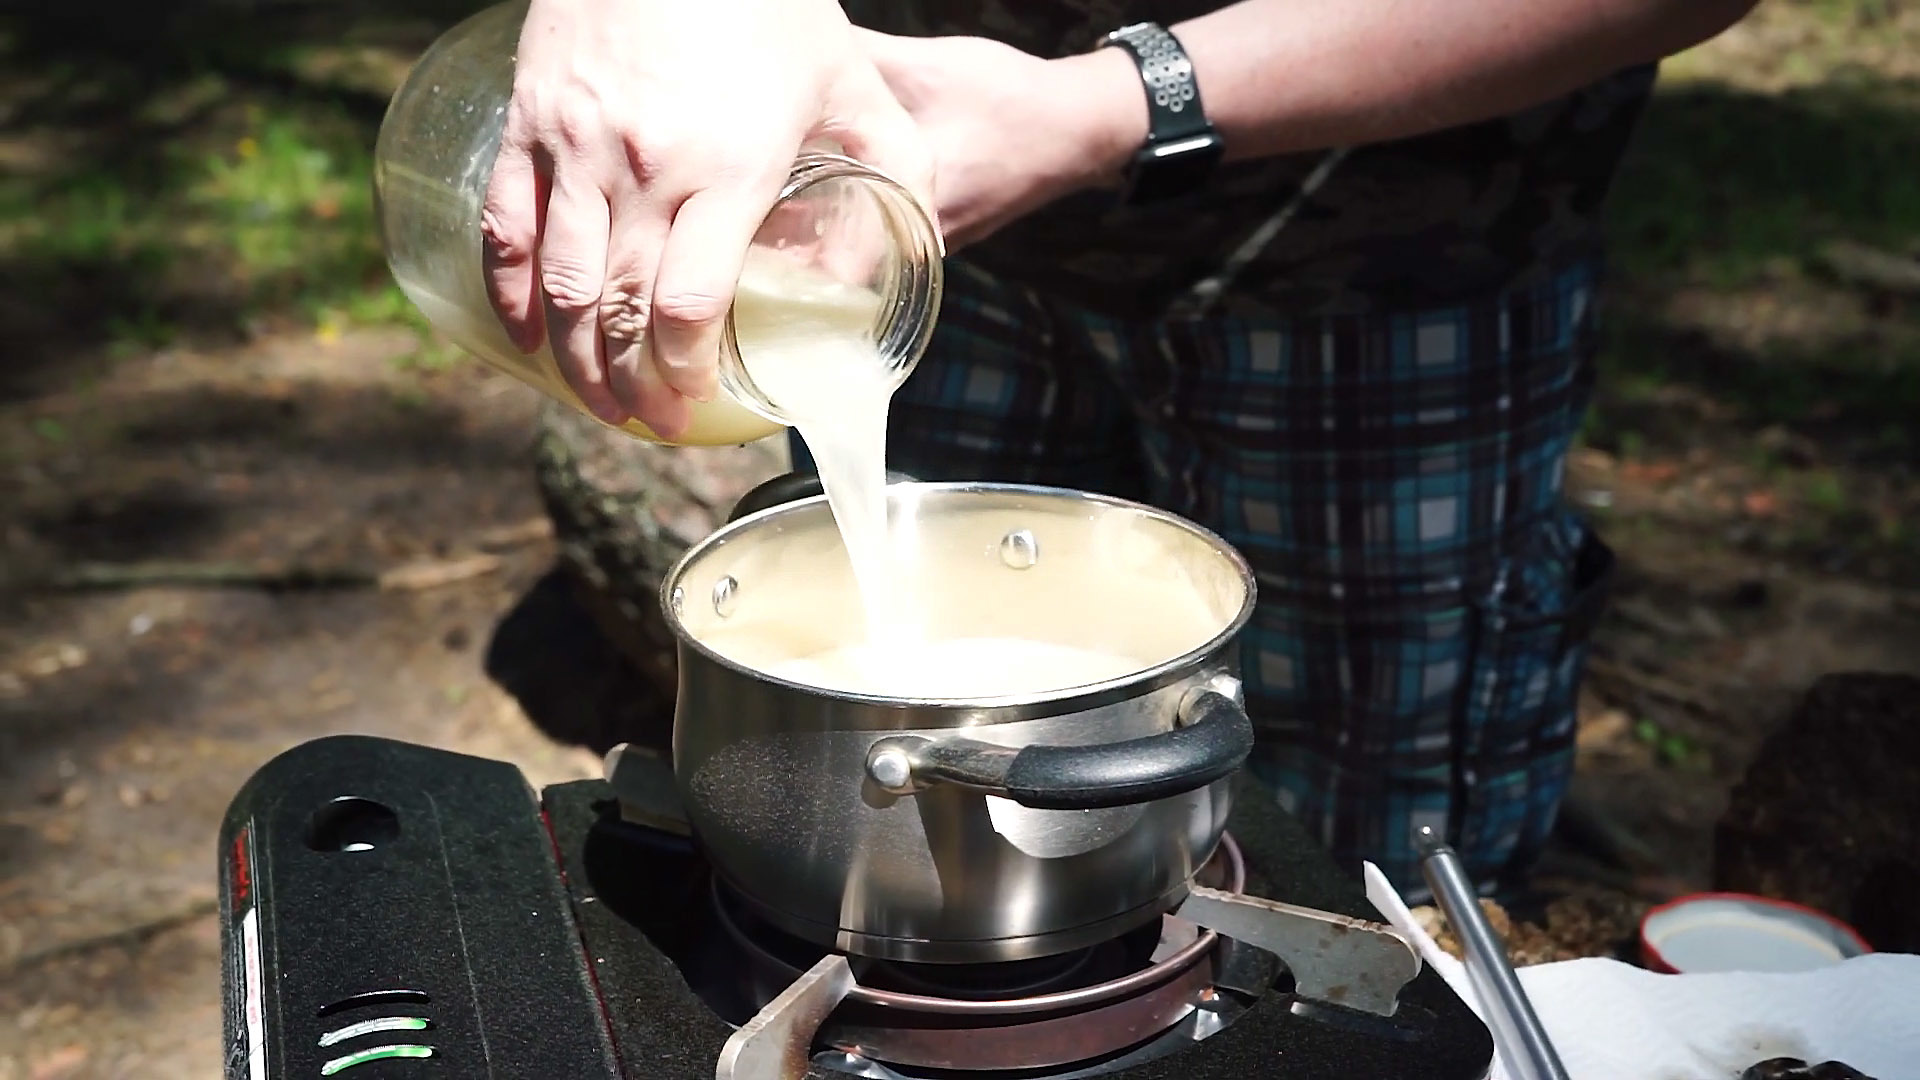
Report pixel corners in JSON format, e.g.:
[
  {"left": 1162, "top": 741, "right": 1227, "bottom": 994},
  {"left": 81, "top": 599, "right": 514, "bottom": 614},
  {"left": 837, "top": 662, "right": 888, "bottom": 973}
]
[{"left": 218, "top": 735, "right": 1492, "bottom": 1079}]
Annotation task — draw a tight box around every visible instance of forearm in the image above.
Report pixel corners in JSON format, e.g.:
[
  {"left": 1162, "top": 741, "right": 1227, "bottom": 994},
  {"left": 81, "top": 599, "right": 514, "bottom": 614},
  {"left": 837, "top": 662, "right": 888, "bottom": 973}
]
[{"left": 1062, "top": 0, "right": 1756, "bottom": 172}]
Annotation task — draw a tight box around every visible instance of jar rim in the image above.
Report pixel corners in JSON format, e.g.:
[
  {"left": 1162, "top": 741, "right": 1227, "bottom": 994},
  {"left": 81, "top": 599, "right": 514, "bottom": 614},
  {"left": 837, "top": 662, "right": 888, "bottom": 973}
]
[{"left": 716, "top": 152, "right": 945, "bottom": 426}]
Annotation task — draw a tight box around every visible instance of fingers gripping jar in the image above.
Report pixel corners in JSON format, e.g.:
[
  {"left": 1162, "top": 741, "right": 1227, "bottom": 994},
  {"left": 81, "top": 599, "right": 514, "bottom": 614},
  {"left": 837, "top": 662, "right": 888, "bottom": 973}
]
[{"left": 373, "top": 1, "right": 944, "bottom": 445}]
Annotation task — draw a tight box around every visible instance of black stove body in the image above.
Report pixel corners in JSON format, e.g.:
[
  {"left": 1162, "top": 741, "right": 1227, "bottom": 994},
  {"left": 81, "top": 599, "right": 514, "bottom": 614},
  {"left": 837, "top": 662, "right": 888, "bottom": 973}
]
[{"left": 218, "top": 736, "right": 1492, "bottom": 1079}]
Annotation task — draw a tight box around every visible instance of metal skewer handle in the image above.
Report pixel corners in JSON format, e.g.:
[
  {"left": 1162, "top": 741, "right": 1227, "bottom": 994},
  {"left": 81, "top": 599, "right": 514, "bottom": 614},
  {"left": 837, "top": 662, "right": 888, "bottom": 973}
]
[{"left": 1415, "top": 826, "right": 1570, "bottom": 1080}]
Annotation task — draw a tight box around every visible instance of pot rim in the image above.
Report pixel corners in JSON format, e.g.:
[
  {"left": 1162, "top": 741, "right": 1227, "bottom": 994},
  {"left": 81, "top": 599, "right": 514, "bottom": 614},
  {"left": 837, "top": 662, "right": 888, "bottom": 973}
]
[{"left": 659, "top": 481, "right": 1257, "bottom": 714}]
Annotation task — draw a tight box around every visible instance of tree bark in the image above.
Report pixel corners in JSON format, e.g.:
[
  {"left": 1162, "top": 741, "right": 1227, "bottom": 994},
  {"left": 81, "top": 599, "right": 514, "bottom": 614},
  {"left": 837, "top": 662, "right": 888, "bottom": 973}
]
[
  {"left": 1714, "top": 672, "right": 1920, "bottom": 953},
  {"left": 524, "top": 399, "right": 786, "bottom": 751}
]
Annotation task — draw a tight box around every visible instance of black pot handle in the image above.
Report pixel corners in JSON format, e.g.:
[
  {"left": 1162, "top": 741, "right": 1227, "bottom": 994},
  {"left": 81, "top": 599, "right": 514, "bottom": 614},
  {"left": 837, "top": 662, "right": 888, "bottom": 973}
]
[
  {"left": 725, "top": 469, "right": 919, "bottom": 524},
  {"left": 727, "top": 472, "right": 826, "bottom": 523},
  {"left": 864, "top": 687, "right": 1254, "bottom": 810}
]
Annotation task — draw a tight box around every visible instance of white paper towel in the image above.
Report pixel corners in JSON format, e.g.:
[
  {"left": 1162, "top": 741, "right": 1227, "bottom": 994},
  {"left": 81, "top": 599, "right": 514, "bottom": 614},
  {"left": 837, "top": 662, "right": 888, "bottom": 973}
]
[{"left": 1362, "top": 863, "right": 1920, "bottom": 1080}]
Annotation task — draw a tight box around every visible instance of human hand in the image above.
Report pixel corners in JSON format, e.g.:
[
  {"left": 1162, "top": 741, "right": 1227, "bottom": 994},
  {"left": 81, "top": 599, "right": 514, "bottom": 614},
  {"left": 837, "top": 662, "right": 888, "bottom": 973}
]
[
  {"left": 483, "top": 0, "right": 933, "bottom": 438},
  {"left": 856, "top": 31, "right": 1147, "bottom": 249}
]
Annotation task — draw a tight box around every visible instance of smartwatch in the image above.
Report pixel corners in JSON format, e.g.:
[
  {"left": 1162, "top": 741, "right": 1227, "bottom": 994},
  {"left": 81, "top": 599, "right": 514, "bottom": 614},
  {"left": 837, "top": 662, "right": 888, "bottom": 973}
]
[{"left": 1099, "top": 22, "right": 1225, "bottom": 206}]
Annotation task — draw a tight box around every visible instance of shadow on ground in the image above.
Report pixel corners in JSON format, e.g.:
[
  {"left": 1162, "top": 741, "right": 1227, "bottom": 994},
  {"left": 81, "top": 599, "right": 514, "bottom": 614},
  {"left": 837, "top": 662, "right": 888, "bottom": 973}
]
[
  {"left": 1597, "top": 74, "right": 1920, "bottom": 458},
  {"left": 1611, "top": 77, "right": 1920, "bottom": 282},
  {"left": 484, "top": 569, "right": 676, "bottom": 758},
  {"left": 7, "top": 373, "right": 541, "bottom": 589}
]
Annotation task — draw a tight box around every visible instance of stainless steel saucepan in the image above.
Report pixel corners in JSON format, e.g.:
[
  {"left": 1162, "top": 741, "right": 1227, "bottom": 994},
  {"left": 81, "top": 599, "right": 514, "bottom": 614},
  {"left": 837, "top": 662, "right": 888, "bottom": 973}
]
[{"left": 663, "top": 476, "right": 1257, "bottom": 964}]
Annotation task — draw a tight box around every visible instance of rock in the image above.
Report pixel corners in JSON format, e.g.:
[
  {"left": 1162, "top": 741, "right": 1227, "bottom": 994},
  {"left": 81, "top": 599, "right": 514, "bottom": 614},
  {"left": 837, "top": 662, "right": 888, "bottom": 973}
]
[{"left": 1714, "top": 673, "right": 1920, "bottom": 953}]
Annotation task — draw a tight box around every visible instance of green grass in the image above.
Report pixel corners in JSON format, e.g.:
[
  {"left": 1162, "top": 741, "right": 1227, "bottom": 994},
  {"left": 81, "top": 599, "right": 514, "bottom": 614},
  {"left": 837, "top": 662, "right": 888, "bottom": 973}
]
[
  {"left": 1, "top": 103, "right": 390, "bottom": 337},
  {"left": 1575, "top": 3, "right": 1920, "bottom": 580},
  {"left": 1596, "top": 319, "right": 1920, "bottom": 436},
  {"left": 1802, "top": 470, "right": 1849, "bottom": 513},
  {"left": 1607, "top": 76, "right": 1920, "bottom": 288},
  {"left": 1804, "top": 0, "right": 1905, "bottom": 27},
  {"left": 1590, "top": 13, "right": 1920, "bottom": 451},
  {"left": 0, "top": 5, "right": 424, "bottom": 363},
  {"left": 198, "top": 114, "right": 376, "bottom": 285}
]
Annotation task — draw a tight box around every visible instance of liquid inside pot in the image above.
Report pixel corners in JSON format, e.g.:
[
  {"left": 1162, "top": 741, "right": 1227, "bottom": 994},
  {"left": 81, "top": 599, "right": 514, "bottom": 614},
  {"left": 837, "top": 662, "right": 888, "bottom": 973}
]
[
  {"left": 676, "top": 488, "right": 1252, "bottom": 702},
  {"left": 764, "top": 637, "right": 1148, "bottom": 698}
]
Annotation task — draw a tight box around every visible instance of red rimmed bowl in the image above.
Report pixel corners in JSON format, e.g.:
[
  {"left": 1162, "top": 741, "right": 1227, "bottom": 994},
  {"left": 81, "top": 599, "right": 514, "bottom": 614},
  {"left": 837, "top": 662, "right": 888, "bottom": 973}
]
[{"left": 1640, "top": 892, "right": 1873, "bottom": 974}]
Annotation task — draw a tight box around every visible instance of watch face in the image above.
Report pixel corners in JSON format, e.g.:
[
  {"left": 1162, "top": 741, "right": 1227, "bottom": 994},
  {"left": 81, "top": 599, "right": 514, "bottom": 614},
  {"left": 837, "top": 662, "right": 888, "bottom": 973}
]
[{"left": 1127, "top": 131, "right": 1227, "bottom": 206}]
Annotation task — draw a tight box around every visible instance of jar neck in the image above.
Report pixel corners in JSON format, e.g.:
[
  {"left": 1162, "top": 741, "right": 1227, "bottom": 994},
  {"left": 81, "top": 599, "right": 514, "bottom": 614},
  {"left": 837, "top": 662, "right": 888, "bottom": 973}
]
[{"left": 716, "top": 153, "right": 945, "bottom": 426}]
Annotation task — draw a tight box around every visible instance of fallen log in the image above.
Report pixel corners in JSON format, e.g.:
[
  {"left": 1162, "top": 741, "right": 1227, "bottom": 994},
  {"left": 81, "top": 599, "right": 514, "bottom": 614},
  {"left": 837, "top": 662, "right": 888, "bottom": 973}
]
[{"left": 524, "top": 399, "right": 785, "bottom": 751}]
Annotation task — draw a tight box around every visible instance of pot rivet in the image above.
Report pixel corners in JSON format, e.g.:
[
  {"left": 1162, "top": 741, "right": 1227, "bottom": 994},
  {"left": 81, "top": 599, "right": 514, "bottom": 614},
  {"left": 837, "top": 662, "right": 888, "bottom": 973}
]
[
  {"left": 999, "top": 528, "right": 1039, "bottom": 570},
  {"left": 669, "top": 586, "right": 685, "bottom": 617},
  {"left": 712, "top": 575, "right": 738, "bottom": 618},
  {"left": 866, "top": 746, "right": 915, "bottom": 792}
]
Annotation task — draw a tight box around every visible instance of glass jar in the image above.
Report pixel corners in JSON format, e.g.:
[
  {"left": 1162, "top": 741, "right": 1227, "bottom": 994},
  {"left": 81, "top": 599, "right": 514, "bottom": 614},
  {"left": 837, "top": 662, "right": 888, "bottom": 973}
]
[{"left": 373, "top": 1, "right": 943, "bottom": 446}]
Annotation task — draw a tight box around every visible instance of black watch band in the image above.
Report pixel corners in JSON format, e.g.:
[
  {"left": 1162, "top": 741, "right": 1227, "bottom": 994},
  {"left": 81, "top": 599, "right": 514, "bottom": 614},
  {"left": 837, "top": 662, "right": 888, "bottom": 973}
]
[{"left": 1101, "top": 22, "right": 1224, "bottom": 206}]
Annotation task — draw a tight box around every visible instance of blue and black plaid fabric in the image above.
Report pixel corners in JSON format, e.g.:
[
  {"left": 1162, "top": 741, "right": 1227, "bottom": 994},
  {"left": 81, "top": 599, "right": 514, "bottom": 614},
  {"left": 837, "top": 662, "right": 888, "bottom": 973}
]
[{"left": 791, "top": 257, "right": 1615, "bottom": 892}]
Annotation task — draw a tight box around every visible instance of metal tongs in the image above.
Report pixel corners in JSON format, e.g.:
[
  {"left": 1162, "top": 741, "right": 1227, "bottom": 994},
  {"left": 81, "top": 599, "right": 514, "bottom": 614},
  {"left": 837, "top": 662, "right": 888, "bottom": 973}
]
[{"left": 1416, "top": 826, "right": 1571, "bottom": 1080}]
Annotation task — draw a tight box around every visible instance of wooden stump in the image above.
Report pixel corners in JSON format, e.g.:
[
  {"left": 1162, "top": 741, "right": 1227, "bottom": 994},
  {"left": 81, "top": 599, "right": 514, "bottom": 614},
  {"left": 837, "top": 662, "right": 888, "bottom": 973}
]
[
  {"left": 518, "top": 399, "right": 786, "bottom": 752},
  {"left": 1714, "top": 673, "right": 1920, "bottom": 953}
]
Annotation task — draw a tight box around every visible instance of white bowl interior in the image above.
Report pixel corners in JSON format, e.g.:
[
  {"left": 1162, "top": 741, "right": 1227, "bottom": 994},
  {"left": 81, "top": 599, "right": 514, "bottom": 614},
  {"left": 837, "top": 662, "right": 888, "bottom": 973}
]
[{"left": 1644, "top": 898, "right": 1864, "bottom": 974}]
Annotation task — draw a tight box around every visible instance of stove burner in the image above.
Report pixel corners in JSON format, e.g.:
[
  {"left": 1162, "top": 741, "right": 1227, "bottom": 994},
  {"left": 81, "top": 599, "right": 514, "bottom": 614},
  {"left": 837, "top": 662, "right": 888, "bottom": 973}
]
[
  {"left": 687, "top": 838, "right": 1253, "bottom": 1074},
  {"left": 859, "top": 938, "right": 1109, "bottom": 1001},
  {"left": 217, "top": 736, "right": 1496, "bottom": 1080}
]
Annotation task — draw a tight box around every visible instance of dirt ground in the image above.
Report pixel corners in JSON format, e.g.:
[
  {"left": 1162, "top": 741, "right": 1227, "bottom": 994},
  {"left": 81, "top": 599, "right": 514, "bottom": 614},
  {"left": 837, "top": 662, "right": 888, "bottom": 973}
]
[
  {"left": 0, "top": 334, "right": 617, "bottom": 1079},
  {"left": 3, "top": 2, "right": 1920, "bottom": 1078}
]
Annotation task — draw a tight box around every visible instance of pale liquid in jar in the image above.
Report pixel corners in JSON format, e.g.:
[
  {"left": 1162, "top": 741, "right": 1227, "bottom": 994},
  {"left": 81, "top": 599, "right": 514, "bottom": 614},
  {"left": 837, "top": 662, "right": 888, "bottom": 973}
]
[{"left": 395, "top": 280, "right": 783, "bottom": 447}]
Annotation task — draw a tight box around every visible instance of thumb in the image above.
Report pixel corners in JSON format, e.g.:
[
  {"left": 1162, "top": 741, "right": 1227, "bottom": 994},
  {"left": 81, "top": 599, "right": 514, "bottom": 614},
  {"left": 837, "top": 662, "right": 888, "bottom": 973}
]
[
  {"left": 830, "top": 58, "right": 941, "bottom": 242},
  {"left": 850, "top": 26, "right": 922, "bottom": 83}
]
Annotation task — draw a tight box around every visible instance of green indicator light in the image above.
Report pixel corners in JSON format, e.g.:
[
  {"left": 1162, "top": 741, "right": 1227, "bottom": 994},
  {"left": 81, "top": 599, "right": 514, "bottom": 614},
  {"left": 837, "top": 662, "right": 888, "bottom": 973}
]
[
  {"left": 318, "top": 1016, "right": 431, "bottom": 1048},
  {"left": 320, "top": 1044, "right": 435, "bottom": 1075}
]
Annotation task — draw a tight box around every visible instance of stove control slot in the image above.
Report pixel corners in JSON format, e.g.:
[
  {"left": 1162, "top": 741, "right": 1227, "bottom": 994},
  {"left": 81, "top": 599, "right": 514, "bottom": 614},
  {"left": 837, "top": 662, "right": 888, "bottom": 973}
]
[
  {"left": 310, "top": 992, "right": 438, "bottom": 1075},
  {"left": 315, "top": 989, "right": 430, "bottom": 1018}
]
